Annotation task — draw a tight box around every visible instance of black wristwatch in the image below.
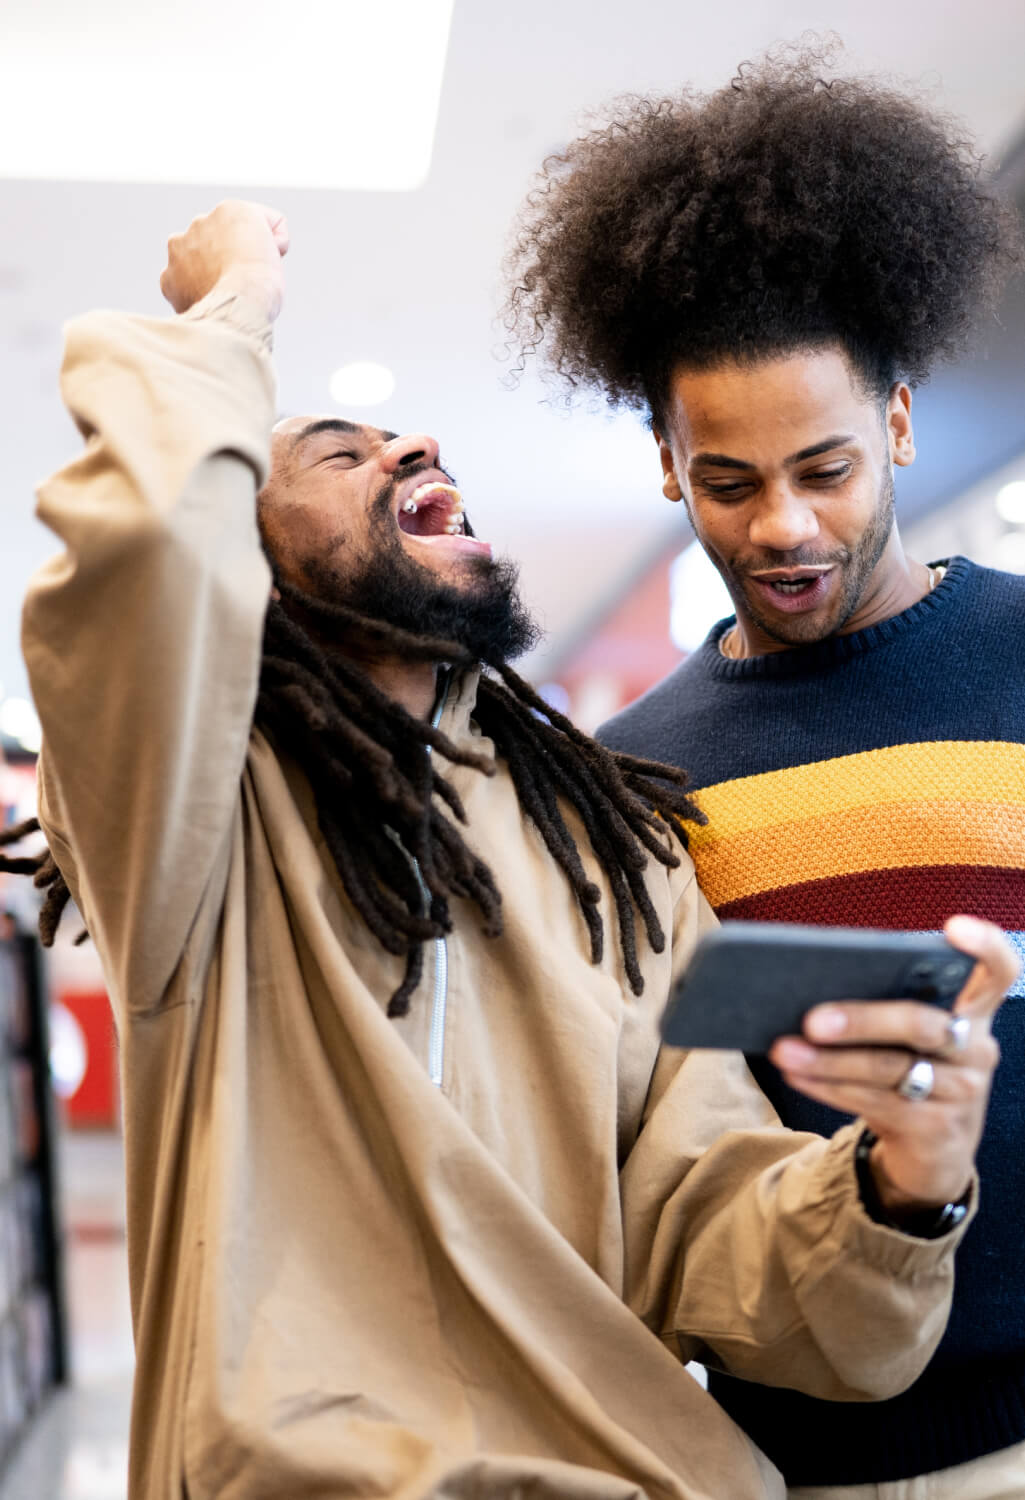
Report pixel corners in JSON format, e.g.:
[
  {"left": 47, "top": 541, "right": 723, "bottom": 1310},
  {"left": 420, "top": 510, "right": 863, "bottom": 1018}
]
[{"left": 854, "top": 1129, "right": 971, "bottom": 1239}]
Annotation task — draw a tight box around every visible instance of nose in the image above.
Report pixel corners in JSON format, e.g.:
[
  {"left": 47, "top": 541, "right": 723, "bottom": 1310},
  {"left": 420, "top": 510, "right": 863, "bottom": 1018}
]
[
  {"left": 380, "top": 431, "right": 441, "bottom": 475},
  {"left": 747, "top": 481, "right": 820, "bottom": 553}
]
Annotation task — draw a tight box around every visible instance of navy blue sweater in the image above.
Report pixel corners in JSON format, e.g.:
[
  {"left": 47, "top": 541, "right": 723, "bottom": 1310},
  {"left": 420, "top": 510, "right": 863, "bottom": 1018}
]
[{"left": 600, "top": 558, "right": 1025, "bottom": 1484}]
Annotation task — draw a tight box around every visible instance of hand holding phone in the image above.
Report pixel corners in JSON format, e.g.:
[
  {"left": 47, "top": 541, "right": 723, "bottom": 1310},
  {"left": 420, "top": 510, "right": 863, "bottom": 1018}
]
[{"left": 664, "top": 916, "right": 1018, "bottom": 1222}]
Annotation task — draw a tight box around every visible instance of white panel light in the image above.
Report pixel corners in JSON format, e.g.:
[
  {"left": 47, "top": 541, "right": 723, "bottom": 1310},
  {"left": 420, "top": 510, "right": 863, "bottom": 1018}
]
[
  {"left": 0, "top": 1, "right": 454, "bottom": 191},
  {"left": 329, "top": 362, "right": 397, "bottom": 407},
  {"left": 995, "top": 480, "right": 1025, "bottom": 526}
]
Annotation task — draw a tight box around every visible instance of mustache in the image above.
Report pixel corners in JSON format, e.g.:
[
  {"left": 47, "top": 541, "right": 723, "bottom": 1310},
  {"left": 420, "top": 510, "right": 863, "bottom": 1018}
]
[
  {"left": 381, "top": 457, "right": 458, "bottom": 500},
  {"left": 736, "top": 547, "right": 852, "bottom": 573}
]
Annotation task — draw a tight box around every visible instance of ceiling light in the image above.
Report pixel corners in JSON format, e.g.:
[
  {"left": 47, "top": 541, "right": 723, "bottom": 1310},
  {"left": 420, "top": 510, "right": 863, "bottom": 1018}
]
[
  {"left": 995, "top": 480, "right": 1025, "bottom": 526},
  {"left": 0, "top": 0, "right": 453, "bottom": 191},
  {"left": 329, "top": 362, "right": 396, "bottom": 407}
]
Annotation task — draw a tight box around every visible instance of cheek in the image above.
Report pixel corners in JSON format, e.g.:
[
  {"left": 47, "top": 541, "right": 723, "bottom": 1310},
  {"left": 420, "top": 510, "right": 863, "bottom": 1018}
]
[
  {"left": 268, "top": 506, "right": 352, "bottom": 574},
  {"left": 688, "top": 504, "right": 744, "bottom": 560}
]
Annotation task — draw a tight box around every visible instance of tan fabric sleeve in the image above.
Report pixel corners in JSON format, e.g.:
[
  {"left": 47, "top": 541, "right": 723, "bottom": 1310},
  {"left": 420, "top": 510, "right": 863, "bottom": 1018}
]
[
  {"left": 22, "top": 302, "right": 276, "bottom": 1017},
  {"left": 620, "top": 874, "right": 974, "bottom": 1403}
]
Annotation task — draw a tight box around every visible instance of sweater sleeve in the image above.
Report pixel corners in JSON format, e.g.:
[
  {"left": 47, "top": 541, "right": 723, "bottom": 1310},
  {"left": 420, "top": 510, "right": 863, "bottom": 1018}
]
[
  {"left": 619, "top": 874, "right": 974, "bottom": 1403},
  {"left": 22, "top": 300, "right": 276, "bottom": 1018}
]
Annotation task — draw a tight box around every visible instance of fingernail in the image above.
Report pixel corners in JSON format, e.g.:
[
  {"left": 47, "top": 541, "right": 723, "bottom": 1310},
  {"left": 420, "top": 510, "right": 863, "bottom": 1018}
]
[{"left": 806, "top": 1007, "right": 848, "bottom": 1038}]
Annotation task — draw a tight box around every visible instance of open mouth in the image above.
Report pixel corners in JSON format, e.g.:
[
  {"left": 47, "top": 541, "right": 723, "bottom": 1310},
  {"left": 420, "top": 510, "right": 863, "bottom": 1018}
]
[
  {"left": 397, "top": 482, "right": 466, "bottom": 538},
  {"left": 748, "top": 567, "right": 835, "bottom": 614}
]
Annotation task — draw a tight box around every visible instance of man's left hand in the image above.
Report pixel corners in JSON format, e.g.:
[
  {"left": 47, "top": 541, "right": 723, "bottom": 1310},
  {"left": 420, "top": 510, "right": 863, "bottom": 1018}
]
[{"left": 769, "top": 915, "right": 1019, "bottom": 1220}]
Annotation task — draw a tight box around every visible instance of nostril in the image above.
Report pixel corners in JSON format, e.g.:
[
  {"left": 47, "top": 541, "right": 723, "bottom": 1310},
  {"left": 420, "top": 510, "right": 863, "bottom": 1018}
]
[{"left": 398, "top": 450, "right": 428, "bottom": 468}]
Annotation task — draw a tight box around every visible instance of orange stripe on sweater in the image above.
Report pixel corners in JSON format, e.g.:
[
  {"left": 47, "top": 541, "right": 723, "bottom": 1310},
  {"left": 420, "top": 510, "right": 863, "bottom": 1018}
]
[
  {"left": 691, "top": 800, "right": 1025, "bottom": 908},
  {"left": 689, "top": 740, "right": 1025, "bottom": 841}
]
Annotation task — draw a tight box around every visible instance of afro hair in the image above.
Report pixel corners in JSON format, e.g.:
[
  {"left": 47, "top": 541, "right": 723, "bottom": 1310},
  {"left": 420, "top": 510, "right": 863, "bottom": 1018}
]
[{"left": 503, "top": 42, "right": 1022, "bottom": 426}]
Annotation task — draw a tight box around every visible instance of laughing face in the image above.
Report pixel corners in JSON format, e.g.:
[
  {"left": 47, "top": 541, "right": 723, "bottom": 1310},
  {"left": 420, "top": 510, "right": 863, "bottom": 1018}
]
[
  {"left": 258, "top": 416, "right": 537, "bottom": 664},
  {"left": 655, "top": 348, "right": 919, "bottom": 654}
]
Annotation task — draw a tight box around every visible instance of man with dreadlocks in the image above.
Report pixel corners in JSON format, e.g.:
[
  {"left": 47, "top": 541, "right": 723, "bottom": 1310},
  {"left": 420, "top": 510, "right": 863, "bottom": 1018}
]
[
  {"left": 10, "top": 199, "right": 1015, "bottom": 1500},
  {"left": 504, "top": 42, "right": 1025, "bottom": 1500}
]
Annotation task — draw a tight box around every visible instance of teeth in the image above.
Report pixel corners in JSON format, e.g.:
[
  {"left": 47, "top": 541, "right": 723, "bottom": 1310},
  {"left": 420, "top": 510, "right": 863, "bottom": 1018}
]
[
  {"left": 410, "top": 481, "right": 462, "bottom": 507},
  {"left": 399, "top": 480, "right": 466, "bottom": 537}
]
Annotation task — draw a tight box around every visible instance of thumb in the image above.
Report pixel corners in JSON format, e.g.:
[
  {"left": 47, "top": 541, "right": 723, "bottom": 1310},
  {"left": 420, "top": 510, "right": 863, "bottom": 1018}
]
[{"left": 945, "top": 915, "right": 1019, "bottom": 1020}]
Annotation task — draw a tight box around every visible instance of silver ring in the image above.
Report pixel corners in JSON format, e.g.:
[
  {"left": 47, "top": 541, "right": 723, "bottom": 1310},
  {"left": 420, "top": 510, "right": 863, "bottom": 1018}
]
[
  {"left": 896, "top": 1057, "right": 936, "bottom": 1102},
  {"left": 943, "top": 1015, "right": 972, "bottom": 1056}
]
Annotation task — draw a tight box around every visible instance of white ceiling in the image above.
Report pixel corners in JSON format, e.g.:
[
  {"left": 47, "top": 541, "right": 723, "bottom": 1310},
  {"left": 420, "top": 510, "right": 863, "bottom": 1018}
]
[{"left": 2, "top": 0, "right": 1025, "bottom": 702}]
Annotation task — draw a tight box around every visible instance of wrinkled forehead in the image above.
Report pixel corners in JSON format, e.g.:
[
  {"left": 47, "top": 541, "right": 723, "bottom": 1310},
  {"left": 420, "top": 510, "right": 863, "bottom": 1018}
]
[{"left": 268, "top": 414, "right": 399, "bottom": 475}]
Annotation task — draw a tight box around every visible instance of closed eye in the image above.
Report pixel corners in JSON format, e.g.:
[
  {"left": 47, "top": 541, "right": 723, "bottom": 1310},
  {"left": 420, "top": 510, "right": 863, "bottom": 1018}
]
[
  {"left": 702, "top": 479, "right": 752, "bottom": 498},
  {"left": 804, "top": 464, "right": 853, "bottom": 483}
]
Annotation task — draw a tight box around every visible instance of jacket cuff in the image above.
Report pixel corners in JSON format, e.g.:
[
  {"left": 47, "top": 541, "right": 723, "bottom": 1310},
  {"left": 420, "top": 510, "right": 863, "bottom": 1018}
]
[
  {"left": 799, "top": 1122, "right": 977, "bottom": 1278},
  {"left": 180, "top": 287, "right": 275, "bottom": 352}
]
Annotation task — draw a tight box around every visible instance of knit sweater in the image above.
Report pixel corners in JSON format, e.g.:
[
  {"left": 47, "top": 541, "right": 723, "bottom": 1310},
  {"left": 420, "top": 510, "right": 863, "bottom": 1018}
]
[{"left": 600, "top": 556, "right": 1025, "bottom": 1485}]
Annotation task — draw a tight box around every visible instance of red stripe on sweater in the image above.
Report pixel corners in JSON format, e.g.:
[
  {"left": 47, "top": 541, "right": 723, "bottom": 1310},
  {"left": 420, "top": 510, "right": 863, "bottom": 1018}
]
[{"left": 715, "top": 864, "right": 1025, "bottom": 928}]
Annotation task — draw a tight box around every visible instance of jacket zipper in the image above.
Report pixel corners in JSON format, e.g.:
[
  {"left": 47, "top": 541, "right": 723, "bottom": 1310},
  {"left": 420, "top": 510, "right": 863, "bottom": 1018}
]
[{"left": 422, "top": 675, "right": 450, "bottom": 1088}]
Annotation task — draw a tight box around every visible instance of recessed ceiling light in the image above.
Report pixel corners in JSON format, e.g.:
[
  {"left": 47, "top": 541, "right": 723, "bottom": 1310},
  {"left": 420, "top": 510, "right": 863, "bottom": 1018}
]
[
  {"left": 0, "top": 0, "right": 453, "bottom": 191},
  {"left": 329, "top": 362, "right": 396, "bottom": 407},
  {"left": 995, "top": 480, "right": 1025, "bottom": 526}
]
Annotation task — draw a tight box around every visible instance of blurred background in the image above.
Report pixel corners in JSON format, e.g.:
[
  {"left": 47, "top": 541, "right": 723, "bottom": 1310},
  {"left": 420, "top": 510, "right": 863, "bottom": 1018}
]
[{"left": 0, "top": 1, "right": 1023, "bottom": 1494}]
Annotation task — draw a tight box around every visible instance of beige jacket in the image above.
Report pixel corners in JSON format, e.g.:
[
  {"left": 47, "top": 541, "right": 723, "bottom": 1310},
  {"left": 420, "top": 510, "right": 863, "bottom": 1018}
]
[{"left": 23, "top": 302, "right": 971, "bottom": 1500}]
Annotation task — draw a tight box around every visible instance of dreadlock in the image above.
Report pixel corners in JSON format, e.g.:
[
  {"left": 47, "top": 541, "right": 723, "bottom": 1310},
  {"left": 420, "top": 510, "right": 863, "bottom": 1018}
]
[
  {"left": 0, "top": 817, "right": 78, "bottom": 947},
  {"left": 2, "top": 579, "right": 704, "bottom": 1015}
]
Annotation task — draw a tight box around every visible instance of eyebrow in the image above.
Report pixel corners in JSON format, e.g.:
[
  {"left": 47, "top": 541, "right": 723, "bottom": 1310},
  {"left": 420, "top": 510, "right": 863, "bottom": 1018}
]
[
  {"left": 289, "top": 418, "right": 400, "bottom": 451},
  {"left": 689, "top": 433, "right": 859, "bottom": 472}
]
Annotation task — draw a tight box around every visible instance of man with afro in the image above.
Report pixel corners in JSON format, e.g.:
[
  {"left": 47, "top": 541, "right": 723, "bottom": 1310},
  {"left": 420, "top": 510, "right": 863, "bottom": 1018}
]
[{"left": 506, "top": 43, "right": 1025, "bottom": 1500}]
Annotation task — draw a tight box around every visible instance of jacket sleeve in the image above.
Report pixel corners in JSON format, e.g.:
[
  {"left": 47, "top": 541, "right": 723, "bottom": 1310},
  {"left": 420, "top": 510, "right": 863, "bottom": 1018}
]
[
  {"left": 619, "top": 871, "right": 974, "bottom": 1402},
  {"left": 22, "top": 298, "right": 276, "bottom": 1018}
]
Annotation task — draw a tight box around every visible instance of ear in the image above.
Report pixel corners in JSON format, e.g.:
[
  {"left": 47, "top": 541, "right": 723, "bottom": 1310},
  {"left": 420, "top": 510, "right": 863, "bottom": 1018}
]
[
  {"left": 886, "top": 384, "right": 916, "bottom": 470},
  {"left": 654, "top": 427, "right": 684, "bottom": 502}
]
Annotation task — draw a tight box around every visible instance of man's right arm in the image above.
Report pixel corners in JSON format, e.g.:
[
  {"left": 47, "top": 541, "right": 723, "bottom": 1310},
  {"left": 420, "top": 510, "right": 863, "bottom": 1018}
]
[{"left": 22, "top": 204, "right": 287, "bottom": 1017}]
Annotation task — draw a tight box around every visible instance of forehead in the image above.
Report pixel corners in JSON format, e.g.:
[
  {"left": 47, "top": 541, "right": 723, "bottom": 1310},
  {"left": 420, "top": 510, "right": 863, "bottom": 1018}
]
[
  {"left": 667, "top": 349, "right": 869, "bottom": 453},
  {"left": 272, "top": 415, "right": 398, "bottom": 454}
]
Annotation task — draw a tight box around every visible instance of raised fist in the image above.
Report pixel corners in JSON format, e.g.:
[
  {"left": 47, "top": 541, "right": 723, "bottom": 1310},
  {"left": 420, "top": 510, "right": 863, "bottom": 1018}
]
[{"left": 160, "top": 200, "right": 289, "bottom": 322}]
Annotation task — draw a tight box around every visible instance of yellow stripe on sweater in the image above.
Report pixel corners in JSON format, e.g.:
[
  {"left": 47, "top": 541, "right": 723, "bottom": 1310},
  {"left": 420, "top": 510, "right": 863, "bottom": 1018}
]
[
  {"left": 690, "top": 741, "right": 1025, "bottom": 839},
  {"left": 691, "top": 800, "right": 1025, "bottom": 908}
]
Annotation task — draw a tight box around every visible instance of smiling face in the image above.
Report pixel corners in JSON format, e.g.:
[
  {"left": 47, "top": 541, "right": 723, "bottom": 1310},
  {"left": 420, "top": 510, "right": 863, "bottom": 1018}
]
[
  {"left": 258, "top": 415, "right": 537, "bottom": 667},
  {"left": 655, "top": 347, "right": 920, "bottom": 654},
  {"left": 261, "top": 416, "right": 493, "bottom": 585}
]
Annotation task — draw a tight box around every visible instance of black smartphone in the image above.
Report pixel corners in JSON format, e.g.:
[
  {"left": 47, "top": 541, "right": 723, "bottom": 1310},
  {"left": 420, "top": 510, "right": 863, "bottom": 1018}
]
[{"left": 662, "top": 922, "right": 975, "bottom": 1053}]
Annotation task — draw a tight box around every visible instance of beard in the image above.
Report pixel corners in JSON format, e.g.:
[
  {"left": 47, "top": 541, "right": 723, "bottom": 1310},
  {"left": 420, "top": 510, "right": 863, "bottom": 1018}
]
[
  {"left": 295, "top": 483, "right": 540, "bottom": 667},
  {"left": 723, "top": 467, "right": 896, "bottom": 648}
]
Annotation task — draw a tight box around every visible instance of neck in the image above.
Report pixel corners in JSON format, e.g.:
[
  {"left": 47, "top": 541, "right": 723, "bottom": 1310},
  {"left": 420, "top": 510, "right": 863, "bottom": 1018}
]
[{"left": 358, "top": 656, "right": 440, "bottom": 720}]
